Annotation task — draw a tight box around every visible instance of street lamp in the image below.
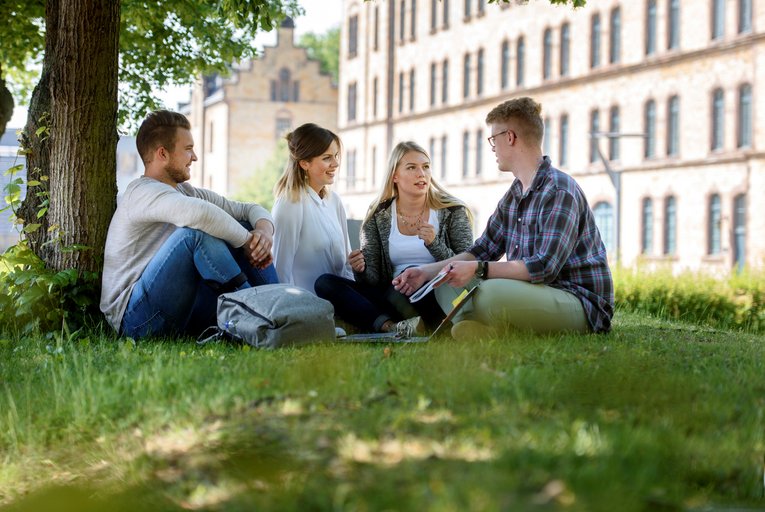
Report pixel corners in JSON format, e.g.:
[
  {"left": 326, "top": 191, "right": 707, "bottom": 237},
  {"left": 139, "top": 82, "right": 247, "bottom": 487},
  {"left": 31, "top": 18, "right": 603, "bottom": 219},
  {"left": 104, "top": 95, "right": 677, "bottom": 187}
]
[{"left": 590, "top": 131, "right": 647, "bottom": 265}]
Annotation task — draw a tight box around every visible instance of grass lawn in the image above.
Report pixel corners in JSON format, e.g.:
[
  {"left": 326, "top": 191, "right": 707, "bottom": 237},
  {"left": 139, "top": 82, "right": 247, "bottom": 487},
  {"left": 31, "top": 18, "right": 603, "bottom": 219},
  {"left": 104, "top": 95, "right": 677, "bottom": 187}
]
[{"left": 0, "top": 310, "right": 763, "bottom": 511}]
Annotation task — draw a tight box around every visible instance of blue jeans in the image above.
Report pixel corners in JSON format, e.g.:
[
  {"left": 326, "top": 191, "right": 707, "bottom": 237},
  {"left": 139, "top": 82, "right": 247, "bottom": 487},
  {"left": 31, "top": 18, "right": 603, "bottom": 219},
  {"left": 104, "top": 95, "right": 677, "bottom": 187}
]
[
  {"left": 314, "top": 274, "right": 445, "bottom": 332},
  {"left": 121, "top": 226, "right": 278, "bottom": 338}
]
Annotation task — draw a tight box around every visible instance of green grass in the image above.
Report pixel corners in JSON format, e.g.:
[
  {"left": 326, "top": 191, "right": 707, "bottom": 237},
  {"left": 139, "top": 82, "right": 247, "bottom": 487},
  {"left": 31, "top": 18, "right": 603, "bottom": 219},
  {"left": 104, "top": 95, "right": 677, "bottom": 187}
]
[{"left": 1, "top": 311, "right": 764, "bottom": 511}]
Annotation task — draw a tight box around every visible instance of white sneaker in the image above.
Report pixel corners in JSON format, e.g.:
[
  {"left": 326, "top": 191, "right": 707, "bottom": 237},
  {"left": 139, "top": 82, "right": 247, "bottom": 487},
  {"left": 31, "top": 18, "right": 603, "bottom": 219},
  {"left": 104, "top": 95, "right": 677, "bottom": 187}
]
[
  {"left": 394, "top": 317, "right": 423, "bottom": 338},
  {"left": 335, "top": 326, "right": 347, "bottom": 338}
]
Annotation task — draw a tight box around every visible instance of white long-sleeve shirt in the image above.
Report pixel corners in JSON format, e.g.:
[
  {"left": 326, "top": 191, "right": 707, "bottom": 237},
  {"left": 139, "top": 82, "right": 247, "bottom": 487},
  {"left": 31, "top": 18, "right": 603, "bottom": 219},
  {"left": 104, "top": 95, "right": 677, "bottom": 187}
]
[
  {"left": 100, "top": 177, "right": 273, "bottom": 330},
  {"left": 272, "top": 188, "right": 354, "bottom": 293}
]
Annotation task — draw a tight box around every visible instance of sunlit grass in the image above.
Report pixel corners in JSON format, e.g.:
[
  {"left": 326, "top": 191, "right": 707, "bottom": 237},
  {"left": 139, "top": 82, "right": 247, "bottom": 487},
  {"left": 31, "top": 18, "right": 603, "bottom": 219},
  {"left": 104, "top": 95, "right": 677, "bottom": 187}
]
[{"left": 1, "top": 311, "right": 764, "bottom": 511}]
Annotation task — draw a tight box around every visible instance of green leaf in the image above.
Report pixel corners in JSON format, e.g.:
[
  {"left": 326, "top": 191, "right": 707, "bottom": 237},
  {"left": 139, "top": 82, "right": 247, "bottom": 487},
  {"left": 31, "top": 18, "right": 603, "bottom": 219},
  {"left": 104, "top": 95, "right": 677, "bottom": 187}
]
[
  {"left": 23, "top": 223, "right": 41, "bottom": 233},
  {"left": 26, "top": 180, "right": 42, "bottom": 187}
]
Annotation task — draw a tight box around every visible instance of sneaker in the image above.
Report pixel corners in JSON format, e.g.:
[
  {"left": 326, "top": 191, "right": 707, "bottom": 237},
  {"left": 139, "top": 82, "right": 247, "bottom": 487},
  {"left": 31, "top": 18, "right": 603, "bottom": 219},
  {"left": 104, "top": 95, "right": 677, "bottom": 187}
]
[
  {"left": 394, "top": 317, "right": 423, "bottom": 338},
  {"left": 451, "top": 320, "right": 493, "bottom": 341}
]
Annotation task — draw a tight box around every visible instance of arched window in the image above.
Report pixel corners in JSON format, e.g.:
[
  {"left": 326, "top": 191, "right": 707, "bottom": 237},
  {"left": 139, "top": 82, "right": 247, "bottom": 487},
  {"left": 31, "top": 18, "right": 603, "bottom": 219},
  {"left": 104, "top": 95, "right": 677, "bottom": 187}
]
[
  {"left": 609, "top": 106, "right": 620, "bottom": 161},
  {"left": 738, "top": 0, "right": 752, "bottom": 33},
  {"left": 646, "top": 0, "right": 657, "bottom": 55},
  {"left": 278, "top": 68, "right": 291, "bottom": 102},
  {"left": 589, "top": 109, "right": 600, "bottom": 163},
  {"left": 591, "top": 13, "right": 601, "bottom": 68},
  {"left": 737, "top": 84, "right": 752, "bottom": 148},
  {"left": 712, "top": 0, "right": 725, "bottom": 40},
  {"left": 560, "top": 23, "right": 570, "bottom": 76},
  {"left": 642, "top": 197, "right": 653, "bottom": 255},
  {"left": 501, "top": 40, "right": 510, "bottom": 89},
  {"left": 516, "top": 37, "right": 525, "bottom": 86},
  {"left": 711, "top": 88, "right": 724, "bottom": 150},
  {"left": 559, "top": 114, "right": 569, "bottom": 167},
  {"left": 663, "top": 196, "right": 677, "bottom": 255},
  {"left": 668, "top": 0, "right": 680, "bottom": 49},
  {"left": 543, "top": 28, "right": 553, "bottom": 80},
  {"left": 610, "top": 7, "right": 621, "bottom": 63},
  {"left": 733, "top": 194, "right": 746, "bottom": 270},
  {"left": 644, "top": 100, "right": 656, "bottom": 158},
  {"left": 594, "top": 202, "right": 614, "bottom": 253},
  {"left": 707, "top": 194, "right": 721, "bottom": 255},
  {"left": 667, "top": 95, "right": 680, "bottom": 156}
]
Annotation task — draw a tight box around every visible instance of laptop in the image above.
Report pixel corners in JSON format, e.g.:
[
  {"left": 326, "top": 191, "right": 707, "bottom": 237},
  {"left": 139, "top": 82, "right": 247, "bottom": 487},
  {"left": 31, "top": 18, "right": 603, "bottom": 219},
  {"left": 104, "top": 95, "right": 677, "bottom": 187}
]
[{"left": 335, "top": 285, "right": 478, "bottom": 343}]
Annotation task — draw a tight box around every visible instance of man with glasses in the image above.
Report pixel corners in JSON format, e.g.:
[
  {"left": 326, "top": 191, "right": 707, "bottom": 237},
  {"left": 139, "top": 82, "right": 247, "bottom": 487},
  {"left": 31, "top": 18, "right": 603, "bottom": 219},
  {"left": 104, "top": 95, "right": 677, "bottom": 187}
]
[{"left": 393, "top": 97, "right": 613, "bottom": 339}]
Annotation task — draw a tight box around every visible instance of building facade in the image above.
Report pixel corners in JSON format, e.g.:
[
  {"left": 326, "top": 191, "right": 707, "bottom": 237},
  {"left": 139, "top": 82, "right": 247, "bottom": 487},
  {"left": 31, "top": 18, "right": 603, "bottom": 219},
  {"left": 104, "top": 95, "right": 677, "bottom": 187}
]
[
  {"left": 337, "top": 0, "right": 762, "bottom": 272},
  {"left": 184, "top": 18, "right": 338, "bottom": 196}
]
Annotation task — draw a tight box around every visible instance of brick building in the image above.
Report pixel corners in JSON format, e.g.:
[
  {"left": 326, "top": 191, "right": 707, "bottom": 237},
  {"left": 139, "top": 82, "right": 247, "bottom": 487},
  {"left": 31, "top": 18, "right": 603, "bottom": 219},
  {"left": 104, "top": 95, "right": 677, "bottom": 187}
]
[
  {"left": 337, "top": 0, "right": 762, "bottom": 272},
  {"left": 184, "top": 18, "right": 338, "bottom": 196}
]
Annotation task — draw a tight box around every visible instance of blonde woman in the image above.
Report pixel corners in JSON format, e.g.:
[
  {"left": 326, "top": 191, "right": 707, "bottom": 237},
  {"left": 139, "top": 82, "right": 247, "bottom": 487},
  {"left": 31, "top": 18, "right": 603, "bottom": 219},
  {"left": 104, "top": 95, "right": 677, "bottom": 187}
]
[
  {"left": 315, "top": 141, "right": 473, "bottom": 335},
  {"left": 272, "top": 123, "right": 354, "bottom": 292}
]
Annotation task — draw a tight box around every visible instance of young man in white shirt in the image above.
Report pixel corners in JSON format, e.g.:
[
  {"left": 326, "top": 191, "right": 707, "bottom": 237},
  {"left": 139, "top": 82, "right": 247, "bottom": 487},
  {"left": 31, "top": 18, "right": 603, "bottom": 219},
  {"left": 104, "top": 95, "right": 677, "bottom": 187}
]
[{"left": 100, "top": 110, "right": 277, "bottom": 338}]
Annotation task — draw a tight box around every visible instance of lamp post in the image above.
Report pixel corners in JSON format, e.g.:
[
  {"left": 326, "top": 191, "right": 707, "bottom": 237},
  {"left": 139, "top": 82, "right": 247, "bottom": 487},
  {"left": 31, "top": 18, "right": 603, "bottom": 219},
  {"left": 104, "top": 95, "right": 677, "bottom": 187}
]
[{"left": 590, "top": 131, "right": 647, "bottom": 265}]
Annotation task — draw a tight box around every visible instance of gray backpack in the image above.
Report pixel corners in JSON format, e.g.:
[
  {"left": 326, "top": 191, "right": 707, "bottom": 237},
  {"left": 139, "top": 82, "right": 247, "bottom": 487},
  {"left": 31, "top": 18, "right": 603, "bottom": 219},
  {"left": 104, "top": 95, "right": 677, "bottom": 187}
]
[{"left": 209, "top": 284, "right": 336, "bottom": 349}]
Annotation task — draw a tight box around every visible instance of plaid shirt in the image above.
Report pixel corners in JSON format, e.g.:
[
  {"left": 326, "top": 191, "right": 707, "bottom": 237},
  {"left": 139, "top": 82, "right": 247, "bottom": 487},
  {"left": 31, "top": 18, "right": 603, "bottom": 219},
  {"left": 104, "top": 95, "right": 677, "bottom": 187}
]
[{"left": 468, "top": 157, "right": 614, "bottom": 333}]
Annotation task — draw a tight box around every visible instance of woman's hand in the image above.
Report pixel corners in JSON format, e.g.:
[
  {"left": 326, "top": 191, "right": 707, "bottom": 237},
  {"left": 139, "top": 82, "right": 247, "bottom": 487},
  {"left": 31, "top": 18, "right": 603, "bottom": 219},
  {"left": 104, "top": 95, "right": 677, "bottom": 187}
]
[
  {"left": 348, "top": 249, "right": 366, "bottom": 272},
  {"left": 417, "top": 222, "right": 436, "bottom": 245}
]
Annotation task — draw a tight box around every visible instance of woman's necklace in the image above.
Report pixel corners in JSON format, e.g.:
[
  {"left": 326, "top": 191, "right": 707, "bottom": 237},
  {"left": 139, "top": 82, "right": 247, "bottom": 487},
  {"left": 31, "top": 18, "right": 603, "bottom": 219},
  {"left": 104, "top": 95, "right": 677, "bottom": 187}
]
[{"left": 397, "top": 205, "right": 426, "bottom": 228}]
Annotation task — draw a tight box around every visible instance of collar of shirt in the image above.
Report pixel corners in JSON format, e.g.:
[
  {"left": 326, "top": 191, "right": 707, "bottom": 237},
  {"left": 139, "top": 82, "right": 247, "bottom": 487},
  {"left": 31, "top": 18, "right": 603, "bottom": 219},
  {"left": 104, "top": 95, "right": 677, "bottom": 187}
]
[
  {"left": 509, "top": 155, "right": 552, "bottom": 200},
  {"left": 306, "top": 187, "right": 329, "bottom": 207}
]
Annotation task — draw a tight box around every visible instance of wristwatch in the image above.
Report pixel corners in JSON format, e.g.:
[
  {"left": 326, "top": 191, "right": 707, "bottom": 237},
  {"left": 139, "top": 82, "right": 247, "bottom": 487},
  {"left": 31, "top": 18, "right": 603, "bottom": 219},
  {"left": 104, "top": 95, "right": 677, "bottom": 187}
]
[{"left": 475, "top": 261, "right": 489, "bottom": 279}]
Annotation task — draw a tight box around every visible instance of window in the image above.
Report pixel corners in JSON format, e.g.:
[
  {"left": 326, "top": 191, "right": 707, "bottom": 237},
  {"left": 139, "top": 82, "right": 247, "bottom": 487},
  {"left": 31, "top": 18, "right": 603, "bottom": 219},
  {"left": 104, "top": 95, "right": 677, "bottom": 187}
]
[
  {"left": 610, "top": 7, "right": 621, "bottom": 64},
  {"left": 501, "top": 40, "right": 510, "bottom": 89},
  {"left": 663, "top": 196, "right": 677, "bottom": 255},
  {"left": 642, "top": 197, "right": 653, "bottom": 255},
  {"left": 293, "top": 81, "right": 300, "bottom": 102},
  {"left": 400, "top": 0, "right": 406, "bottom": 42},
  {"left": 543, "top": 117, "right": 551, "bottom": 156},
  {"left": 374, "top": 6, "right": 380, "bottom": 50},
  {"left": 430, "top": 63, "right": 437, "bottom": 106},
  {"left": 644, "top": 99, "right": 656, "bottom": 158},
  {"left": 429, "top": 138, "right": 436, "bottom": 172},
  {"left": 708, "top": 194, "right": 721, "bottom": 255},
  {"left": 462, "top": 130, "right": 470, "bottom": 177},
  {"left": 475, "top": 129, "right": 483, "bottom": 176},
  {"left": 463, "top": 53, "right": 471, "bottom": 98},
  {"left": 275, "top": 117, "right": 291, "bottom": 139},
  {"left": 398, "top": 72, "right": 405, "bottom": 113},
  {"left": 431, "top": 0, "right": 438, "bottom": 31},
  {"left": 443, "top": 0, "right": 450, "bottom": 28},
  {"left": 560, "top": 23, "right": 570, "bottom": 76},
  {"left": 347, "top": 149, "right": 357, "bottom": 190},
  {"left": 712, "top": 0, "right": 725, "bottom": 40},
  {"left": 516, "top": 37, "right": 525, "bottom": 86},
  {"left": 668, "top": 0, "right": 680, "bottom": 50},
  {"left": 373, "top": 77, "right": 379, "bottom": 118},
  {"left": 371, "top": 146, "right": 377, "bottom": 187},
  {"left": 609, "top": 106, "right": 620, "bottom": 160},
  {"left": 347, "top": 82, "right": 357, "bottom": 122},
  {"left": 739, "top": 0, "right": 752, "bottom": 34},
  {"left": 409, "top": 68, "right": 415, "bottom": 111},
  {"left": 594, "top": 202, "right": 614, "bottom": 253},
  {"left": 411, "top": 0, "right": 417, "bottom": 39},
  {"left": 441, "top": 135, "right": 448, "bottom": 179},
  {"left": 278, "top": 68, "right": 291, "bottom": 101},
  {"left": 667, "top": 95, "right": 680, "bottom": 156},
  {"left": 711, "top": 88, "right": 724, "bottom": 151},
  {"left": 476, "top": 48, "right": 484, "bottom": 96},
  {"left": 543, "top": 28, "right": 553, "bottom": 80},
  {"left": 737, "top": 84, "right": 752, "bottom": 148},
  {"left": 589, "top": 109, "right": 600, "bottom": 163},
  {"left": 464, "top": 0, "right": 471, "bottom": 19},
  {"left": 559, "top": 114, "right": 569, "bottom": 167},
  {"left": 591, "top": 13, "right": 601, "bottom": 68},
  {"left": 733, "top": 194, "right": 746, "bottom": 270},
  {"left": 442, "top": 59, "right": 449, "bottom": 103},
  {"left": 478, "top": 0, "right": 485, "bottom": 15},
  {"left": 646, "top": 0, "right": 657, "bottom": 55},
  {"left": 348, "top": 15, "right": 358, "bottom": 58}
]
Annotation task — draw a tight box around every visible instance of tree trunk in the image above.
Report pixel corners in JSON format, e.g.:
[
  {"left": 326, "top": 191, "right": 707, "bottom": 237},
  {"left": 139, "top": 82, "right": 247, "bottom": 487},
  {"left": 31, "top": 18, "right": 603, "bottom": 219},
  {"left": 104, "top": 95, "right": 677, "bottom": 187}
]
[
  {"left": 45, "top": 0, "right": 120, "bottom": 272},
  {"left": 20, "top": 0, "right": 58, "bottom": 259}
]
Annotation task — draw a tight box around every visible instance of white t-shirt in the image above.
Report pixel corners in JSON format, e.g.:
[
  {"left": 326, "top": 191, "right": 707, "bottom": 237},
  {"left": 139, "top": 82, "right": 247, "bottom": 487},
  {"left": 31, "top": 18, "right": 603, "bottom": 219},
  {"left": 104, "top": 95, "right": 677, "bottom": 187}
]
[
  {"left": 272, "top": 187, "right": 354, "bottom": 293},
  {"left": 389, "top": 199, "right": 439, "bottom": 276}
]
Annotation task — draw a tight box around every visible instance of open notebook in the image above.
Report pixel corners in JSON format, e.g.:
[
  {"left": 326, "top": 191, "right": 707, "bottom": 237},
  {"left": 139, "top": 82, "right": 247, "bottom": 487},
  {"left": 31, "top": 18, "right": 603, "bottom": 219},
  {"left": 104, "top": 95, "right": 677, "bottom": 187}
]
[{"left": 335, "top": 285, "right": 478, "bottom": 343}]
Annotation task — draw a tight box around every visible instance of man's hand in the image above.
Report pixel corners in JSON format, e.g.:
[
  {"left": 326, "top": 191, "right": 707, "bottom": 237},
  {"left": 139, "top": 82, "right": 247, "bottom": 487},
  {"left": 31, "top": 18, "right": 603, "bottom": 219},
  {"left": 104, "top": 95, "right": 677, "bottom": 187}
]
[
  {"left": 348, "top": 249, "right": 365, "bottom": 272},
  {"left": 246, "top": 227, "right": 273, "bottom": 269},
  {"left": 392, "top": 266, "right": 436, "bottom": 296},
  {"left": 440, "top": 261, "right": 479, "bottom": 288}
]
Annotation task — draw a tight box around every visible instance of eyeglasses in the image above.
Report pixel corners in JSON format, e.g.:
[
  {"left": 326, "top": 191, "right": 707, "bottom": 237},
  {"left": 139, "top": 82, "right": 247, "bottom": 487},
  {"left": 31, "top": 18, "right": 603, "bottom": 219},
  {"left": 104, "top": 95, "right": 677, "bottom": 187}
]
[{"left": 487, "top": 130, "right": 509, "bottom": 148}]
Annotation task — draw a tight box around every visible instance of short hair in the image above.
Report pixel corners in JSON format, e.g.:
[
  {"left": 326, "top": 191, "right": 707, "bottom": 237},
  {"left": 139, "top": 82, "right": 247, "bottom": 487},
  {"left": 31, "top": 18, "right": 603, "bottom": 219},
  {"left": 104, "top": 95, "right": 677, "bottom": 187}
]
[
  {"left": 485, "top": 97, "right": 544, "bottom": 144},
  {"left": 274, "top": 123, "right": 342, "bottom": 202},
  {"left": 135, "top": 110, "right": 191, "bottom": 164}
]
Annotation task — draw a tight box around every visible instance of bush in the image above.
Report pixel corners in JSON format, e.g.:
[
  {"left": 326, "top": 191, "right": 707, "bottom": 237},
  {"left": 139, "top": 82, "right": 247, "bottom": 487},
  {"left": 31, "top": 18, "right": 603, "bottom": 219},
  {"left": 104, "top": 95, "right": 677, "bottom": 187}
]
[
  {"left": 0, "top": 242, "right": 100, "bottom": 334},
  {"left": 614, "top": 267, "right": 765, "bottom": 333}
]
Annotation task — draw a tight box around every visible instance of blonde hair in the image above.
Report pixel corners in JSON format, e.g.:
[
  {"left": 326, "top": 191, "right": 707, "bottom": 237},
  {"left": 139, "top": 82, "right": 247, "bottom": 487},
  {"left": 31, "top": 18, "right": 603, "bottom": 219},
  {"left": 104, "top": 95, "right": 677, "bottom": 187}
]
[
  {"left": 274, "top": 123, "right": 341, "bottom": 202},
  {"left": 364, "top": 141, "right": 472, "bottom": 223}
]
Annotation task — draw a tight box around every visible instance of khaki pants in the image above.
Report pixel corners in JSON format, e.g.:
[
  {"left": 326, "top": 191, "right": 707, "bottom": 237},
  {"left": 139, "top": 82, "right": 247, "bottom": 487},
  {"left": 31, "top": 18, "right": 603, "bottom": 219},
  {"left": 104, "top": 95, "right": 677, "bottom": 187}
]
[{"left": 435, "top": 278, "right": 589, "bottom": 334}]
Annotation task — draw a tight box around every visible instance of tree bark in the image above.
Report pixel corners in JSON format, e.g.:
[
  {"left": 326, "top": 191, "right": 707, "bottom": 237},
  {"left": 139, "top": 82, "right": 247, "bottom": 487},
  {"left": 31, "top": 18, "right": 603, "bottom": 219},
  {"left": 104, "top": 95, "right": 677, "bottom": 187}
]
[{"left": 45, "top": 0, "right": 120, "bottom": 272}]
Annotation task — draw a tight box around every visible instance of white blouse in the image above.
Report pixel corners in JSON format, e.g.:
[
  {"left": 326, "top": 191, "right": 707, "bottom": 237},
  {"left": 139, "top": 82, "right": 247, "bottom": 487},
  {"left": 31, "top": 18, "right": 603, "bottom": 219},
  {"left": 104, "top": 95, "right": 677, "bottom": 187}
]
[{"left": 272, "top": 187, "right": 354, "bottom": 293}]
